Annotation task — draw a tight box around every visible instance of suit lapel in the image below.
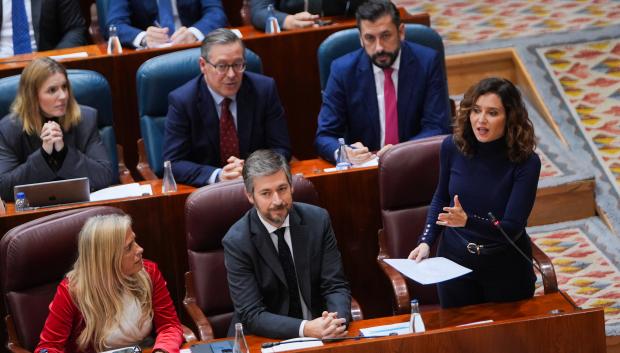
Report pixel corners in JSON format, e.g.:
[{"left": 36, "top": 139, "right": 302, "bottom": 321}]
[
  {"left": 235, "top": 75, "right": 254, "bottom": 158},
  {"left": 31, "top": 0, "right": 42, "bottom": 45},
  {"left": 198, "top": 77, "right": 220, "bottom": 163},
  {"left": 288, "top": 205, "right": 312, "bottom": 309},
  {"left": 397, "top": 43, "right": 416, "bottom": 141},
  {"left": 357, "top": 54, "right": 380, "bottom": 149},
  {"left": 249, "top": 209, "right": 287, "bottom": 286}
]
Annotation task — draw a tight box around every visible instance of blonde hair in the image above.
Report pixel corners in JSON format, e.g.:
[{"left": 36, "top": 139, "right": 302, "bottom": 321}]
[
  {"left": 67, "top": 214, "right": 153, "bottom": 352},
  {"left": 10, "top": 57, "right": 81, "bottom": 135}
]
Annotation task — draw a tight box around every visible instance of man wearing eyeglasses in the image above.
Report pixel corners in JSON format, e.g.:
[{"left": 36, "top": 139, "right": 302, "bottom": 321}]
[{"left": 163, "top": 28, "right": 291, "bottom": 186}]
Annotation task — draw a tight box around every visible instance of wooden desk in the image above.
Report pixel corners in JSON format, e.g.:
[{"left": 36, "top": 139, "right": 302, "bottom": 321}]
[
  {"left": 194, "top": 292, "right": 605, "bottom": 353},
  {"left": 0, "top": 12, "right": 430, "bottom": 176}
]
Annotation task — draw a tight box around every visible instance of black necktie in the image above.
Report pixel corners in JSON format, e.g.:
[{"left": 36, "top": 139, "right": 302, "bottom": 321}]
[{"left": 274, "top": 227, "right": 303, "bottom": 319}]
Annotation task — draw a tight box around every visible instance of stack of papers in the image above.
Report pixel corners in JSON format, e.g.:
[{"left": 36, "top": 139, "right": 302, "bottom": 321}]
[
  {"left": 359, "top": 322, "right": 411, "bottom": 336},
  {"left": 383, "top": 257, "right": 472, "bottom": 285},
  {"left": 90, "top": 183, "right": 153, "bottom": 202}
]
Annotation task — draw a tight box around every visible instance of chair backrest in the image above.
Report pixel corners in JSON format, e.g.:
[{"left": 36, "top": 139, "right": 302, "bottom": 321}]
[
  {"left": 317, "top": 24, "right": 447, "bottom": 91},
  {"left": 0, "top": 70, "right": 120, "bottom": 184},
  {"left": 378, "top": 135, "right": 446, "bottom": 305},
  {"left": 136, "top": 47, "right": 263, "bottom": 176},
  {"left": 184, "top": 175, "right": 319, "bottom": 338},
  {"left": 0, "top": 206, "right": 126, "bottom": 351}
]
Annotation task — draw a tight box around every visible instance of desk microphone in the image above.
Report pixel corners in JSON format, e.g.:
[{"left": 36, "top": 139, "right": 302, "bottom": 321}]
[
  {"left": 261, "top": 334, "right": 394, "bottom": 349},
  {"left": 487, "top": 212, "right": 578, "bottom": 310}
]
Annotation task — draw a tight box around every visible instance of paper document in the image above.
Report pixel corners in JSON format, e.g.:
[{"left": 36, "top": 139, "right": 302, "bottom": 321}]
[
  {"left": 90, "top": 183, "right": 153, "bottom": 202},
  {"left": 50, "top": 52, "right": 88, "bottom": 60},
  {"left": 359, "top": 322, "right": 411, "bottom": 337},
  {"left": 323, "top": 155, "right": 379, "bottom": 172},
  {"left": 383, "top": 257, "right": 472, "bottom": 285},
  {"left": 260, "top": 337, "right": 323, "bottom": 353}
]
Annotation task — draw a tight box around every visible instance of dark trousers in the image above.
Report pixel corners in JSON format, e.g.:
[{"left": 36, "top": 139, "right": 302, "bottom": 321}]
[{"left": 437, "top": 234, "right": 536, "bottom": 308}]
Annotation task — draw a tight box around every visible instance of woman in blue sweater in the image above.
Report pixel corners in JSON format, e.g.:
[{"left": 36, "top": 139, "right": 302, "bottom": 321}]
[{"left": 408, "top": 77, "right": 540, "bottom": 308}]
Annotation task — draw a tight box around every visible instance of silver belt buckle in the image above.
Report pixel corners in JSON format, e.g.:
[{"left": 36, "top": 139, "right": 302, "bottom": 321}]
[{"left": 467, "top": 242, "right": 481, "bottom": 255}]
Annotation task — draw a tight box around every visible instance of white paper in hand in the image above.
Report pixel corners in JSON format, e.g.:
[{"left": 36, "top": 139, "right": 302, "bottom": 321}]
[{"left": 383, "top": 257, "right": 471, "bottom": 285}]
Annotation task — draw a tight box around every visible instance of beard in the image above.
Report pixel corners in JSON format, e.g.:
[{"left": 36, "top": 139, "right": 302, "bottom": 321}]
[
  {"left": 371, "top": 48, "right": 399, "bottom": 69},
  {"left": 264, "top": 202, "right": 290, "bottom": 226}
]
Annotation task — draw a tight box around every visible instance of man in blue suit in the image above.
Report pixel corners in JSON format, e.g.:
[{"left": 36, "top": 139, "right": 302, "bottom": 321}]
[
  {"left": 315, "top": 0, "right": 451, "bottom": 164},
  {"left": 107, "top": 0, "right": 227, "bottom": 48},
  {"left": 163, "top": 29, "right": 291, "bottom": 187}
]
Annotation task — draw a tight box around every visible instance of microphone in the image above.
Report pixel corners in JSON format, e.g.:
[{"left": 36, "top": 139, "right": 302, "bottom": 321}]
[
  {"left": 261, "top": 334, "right": 394, "bottom": 349},
  {"left": 487, "top": 212, "right": 578, "bottom": 310}
]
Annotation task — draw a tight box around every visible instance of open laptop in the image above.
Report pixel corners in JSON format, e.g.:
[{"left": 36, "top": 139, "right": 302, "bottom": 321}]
[{"left": 13, "top": 177, "right": 90, "bottom": 208}]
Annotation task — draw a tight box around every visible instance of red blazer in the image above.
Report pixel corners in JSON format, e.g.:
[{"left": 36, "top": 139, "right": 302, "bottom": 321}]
[{"left": 35, "top": 260, "right": 183, "bottom": 353}]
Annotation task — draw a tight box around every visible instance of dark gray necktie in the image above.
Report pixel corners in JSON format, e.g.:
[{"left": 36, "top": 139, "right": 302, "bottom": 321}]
[{"left": 275, "top": 227, "right": 303, "bottom": 319}]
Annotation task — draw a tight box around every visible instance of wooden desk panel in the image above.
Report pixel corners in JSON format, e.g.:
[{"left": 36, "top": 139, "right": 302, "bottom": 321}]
[{"left": 202, "top": 293, "right": 605, "bottom": 353}]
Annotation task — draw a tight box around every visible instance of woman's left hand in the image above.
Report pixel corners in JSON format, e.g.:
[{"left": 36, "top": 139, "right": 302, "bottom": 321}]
[
  {"left": 436, "top": 195, "right": 467, "bottom": 227},
  {"left": 48, "top": 121, "right": 64, "bottom": 152}
]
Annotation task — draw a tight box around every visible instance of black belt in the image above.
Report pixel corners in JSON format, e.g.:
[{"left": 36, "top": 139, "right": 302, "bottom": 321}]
[{"left": 452, "top": 228, "right": 523, "bottom": 256}]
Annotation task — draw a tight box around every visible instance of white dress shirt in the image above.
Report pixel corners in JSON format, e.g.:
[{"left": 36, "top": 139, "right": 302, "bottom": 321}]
[
  {"left": 372, "top": 50, "right": 401, "bottom": 148},
  {"left": 132, "top": 0, "right": 205, "bottom": 48},
  {"left": 256, "top": 211, "right": 312, "bottom": 337},
  {"left": 0, "top": 0, "right": 38, "bottom": 58}
]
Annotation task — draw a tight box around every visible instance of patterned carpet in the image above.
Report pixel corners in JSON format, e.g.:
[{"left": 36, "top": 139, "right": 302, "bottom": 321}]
[
  {"left": 538, "top": 39, "right": 620, "bottom": 190},
  {"left": 396, "top": 0, "right": 620, "bottom": 46},
  {"left": 529, "top": 218, "right": 620, "bottom": 335}
]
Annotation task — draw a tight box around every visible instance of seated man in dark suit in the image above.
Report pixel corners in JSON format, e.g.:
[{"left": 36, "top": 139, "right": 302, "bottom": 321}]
[
  {"left": 250, "top": 0, "right": 366, "bottom": 31},
  {"left": 107, "top": 0, "right": 227, "bottom": 48},
  {"left": 223, "top": 149, "right": 351, "bottom": 339},
  {"left": 315, "top": 0, "right": 451, "bottom": 164},
  {"left": 163, "top": 29, "right": 291, "bottom": 187},
  {"left": 0, "top": 0, "right": 86, "bottom": 57}
]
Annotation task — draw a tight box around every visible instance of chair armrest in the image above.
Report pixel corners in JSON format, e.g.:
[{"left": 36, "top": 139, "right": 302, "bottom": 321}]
[
  {"left": 531, "top": 240, "right": 558, "bottom": 294},
  {"left": 116, "top": 144, "right": 135, "bottom": 184},
  {"left": 181, "top": 324, "right": 198, "bottom": 344},
  {"left": 5, "top": 315, "right": 30, "bottom": 353},
  {"left": 377, "top": 229, "right": 411, "bottom": 315},
  {"left": 183, "top": 271, "right": 215, "bottom": 341},
  {"left": 137, "top": 138, "right": 158, "bottom": 181},
  {"left": 350, "top": 297, "right": 363, "bottom": 321}
]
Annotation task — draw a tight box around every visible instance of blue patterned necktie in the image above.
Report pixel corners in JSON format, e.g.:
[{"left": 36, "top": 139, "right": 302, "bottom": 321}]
[
  {"left": 12, "top": 0, "right": 32, "bottom": 55},
  {"left": 157, "top": 0, "right": 175, "bottom": 32}
]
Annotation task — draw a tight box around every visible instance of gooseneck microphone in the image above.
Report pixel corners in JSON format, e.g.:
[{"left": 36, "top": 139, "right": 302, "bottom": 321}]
[
  {"left": 487, "top": 212, "right": 578, "bottom": 310},
  {"left": 261, "top": 334, "right": 393, "bottom": 349}
]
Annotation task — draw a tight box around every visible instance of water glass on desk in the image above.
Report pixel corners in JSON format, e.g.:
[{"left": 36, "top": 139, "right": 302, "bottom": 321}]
[
  {"left": 107, "top": 25, "right": 123, "bottom": 55},
  {"left": 162, "top": 160, "right": 177, "bottom": 193}
]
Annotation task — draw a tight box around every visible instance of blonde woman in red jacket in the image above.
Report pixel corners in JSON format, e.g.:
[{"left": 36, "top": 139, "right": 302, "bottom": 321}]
[{"left": 36, "top": 214, "right": 183, "bottom": 353}]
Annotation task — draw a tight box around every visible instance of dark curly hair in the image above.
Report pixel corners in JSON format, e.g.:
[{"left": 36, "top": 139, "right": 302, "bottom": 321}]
[{"left": 453, "top": 77, "right": 536, "bottom": 163}]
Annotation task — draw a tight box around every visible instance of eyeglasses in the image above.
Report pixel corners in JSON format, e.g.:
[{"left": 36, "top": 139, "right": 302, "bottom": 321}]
[{"left": 205, "top": 60, "right": 246, "bottom": 74}]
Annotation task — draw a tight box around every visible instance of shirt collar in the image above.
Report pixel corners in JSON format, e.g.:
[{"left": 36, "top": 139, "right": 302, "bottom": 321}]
[
  {"left": 256, "top": 209, "right": 290, "bottom": 235},
  {"left": 205, "top": 79, "right": 237, "bottom": 106},
  {"left": 372, "top": 47, "right": 402, "bottom": 76}
]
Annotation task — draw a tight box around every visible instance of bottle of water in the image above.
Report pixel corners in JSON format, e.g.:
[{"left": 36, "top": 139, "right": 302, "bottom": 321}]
[
  {"left": 336, "top": 137, "right": 352, "bottom": 170},
  {"left": 107, "top": 25, "right": 123, "bottom": 55},
  {"left": 232, "top": 323, "right": 249, "bottom": 353},
  {"left": 409, "top": 299, "right": 426, "bottom": 333},
  {"left": 14, "top": 192, "right": 29, "bottom": 212},
  {"left": 162, "top": 160, "right": 177, "bottom": 193},
  {"left": 265, "top": 4, "right": 281, "bottom": 33}
]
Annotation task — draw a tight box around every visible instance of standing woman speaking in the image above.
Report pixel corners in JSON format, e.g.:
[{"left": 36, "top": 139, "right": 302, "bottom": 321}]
[
  {"left": 409, "top": 77, "right": 541, "bottom": 308},
  {"left": 0, "top": 57, "right": 112, "bottom": 201}
]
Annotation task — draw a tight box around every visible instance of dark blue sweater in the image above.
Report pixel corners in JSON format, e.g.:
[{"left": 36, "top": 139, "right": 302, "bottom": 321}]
[{"left": 420, "top": 136, "right": 541, "bottom": 247}]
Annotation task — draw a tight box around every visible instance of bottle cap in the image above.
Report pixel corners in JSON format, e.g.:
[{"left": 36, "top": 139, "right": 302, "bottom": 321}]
[
  {"left": 16, "top": 192, "right": 25, "bottom": 199},
  {"left": 411, "top": 299, "right": 419, "bottom": 304}
]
